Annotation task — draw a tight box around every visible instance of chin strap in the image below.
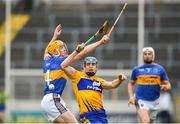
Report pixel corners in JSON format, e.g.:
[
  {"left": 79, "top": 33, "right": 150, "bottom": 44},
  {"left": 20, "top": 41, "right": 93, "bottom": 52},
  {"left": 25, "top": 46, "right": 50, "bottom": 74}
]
[{"left": 86, "top": 72, "right": 96, "bottom": 76}]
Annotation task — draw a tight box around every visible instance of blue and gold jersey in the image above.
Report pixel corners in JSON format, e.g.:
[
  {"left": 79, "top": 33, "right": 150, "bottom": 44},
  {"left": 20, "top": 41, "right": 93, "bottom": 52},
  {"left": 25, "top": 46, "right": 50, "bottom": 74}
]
[
  {"left": 43, "top": 56, "right": 68, "bottom": 95},
  {"left": 130, "top": 63, "right": 168, "bottom": 101},
  {"left": 69, "top": 71, "right": 106, "bottom": 115}
]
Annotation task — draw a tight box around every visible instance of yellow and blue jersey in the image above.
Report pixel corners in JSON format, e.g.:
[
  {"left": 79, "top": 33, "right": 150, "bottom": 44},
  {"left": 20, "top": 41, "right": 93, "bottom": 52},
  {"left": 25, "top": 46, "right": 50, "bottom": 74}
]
[
  {"left": 69, "top": 71, "right": 107, "bottom": 123},
  {"left": 43, "top": 56, "right": 68, "bottom": 95},
  {"left": 130, "top": 63, "right": 168, "bottom": 101}
]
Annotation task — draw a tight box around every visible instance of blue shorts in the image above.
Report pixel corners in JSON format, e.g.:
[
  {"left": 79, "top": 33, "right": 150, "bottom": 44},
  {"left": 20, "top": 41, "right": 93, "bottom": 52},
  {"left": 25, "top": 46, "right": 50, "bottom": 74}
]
[{"left": 80, "top": 109, "right": 107, "bottom": 124}]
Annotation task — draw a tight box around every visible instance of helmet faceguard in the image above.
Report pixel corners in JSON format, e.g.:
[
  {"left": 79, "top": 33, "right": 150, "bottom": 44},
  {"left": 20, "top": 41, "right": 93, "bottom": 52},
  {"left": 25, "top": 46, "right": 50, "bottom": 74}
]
[{"left": 83, "top": 56, "right": 98, "bottom": 76}]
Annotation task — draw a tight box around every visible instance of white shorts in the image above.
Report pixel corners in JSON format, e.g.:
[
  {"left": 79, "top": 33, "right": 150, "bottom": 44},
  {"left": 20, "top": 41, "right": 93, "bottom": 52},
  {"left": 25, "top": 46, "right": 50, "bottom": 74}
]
[
  {"left": 41, "top": 93, "right": 68, "bottom": 122},
  {"left": 137, "top": 98, "right": 160, "bottom": 120}
]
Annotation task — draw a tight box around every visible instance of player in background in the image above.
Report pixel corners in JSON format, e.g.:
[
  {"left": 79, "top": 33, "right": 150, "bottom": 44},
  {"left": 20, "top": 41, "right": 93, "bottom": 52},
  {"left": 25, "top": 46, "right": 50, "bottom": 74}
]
[
  {"left": 62, "top": 56, "right": 127, "bottom": 123},
  {"left": 0, "top": 86, "right": 6, "bottom": 123},
  {"left": 128, "top": 47, "right": 171, "bottom": 123},
  {"left": 41, "top": 24, "right": 109, "bottom": 123}
]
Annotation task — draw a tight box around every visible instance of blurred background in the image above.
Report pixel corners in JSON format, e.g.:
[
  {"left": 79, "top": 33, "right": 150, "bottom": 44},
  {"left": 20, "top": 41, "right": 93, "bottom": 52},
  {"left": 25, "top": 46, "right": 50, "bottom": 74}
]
[{"left": 0, "top": 0, "right": 180, "bottom": 123}]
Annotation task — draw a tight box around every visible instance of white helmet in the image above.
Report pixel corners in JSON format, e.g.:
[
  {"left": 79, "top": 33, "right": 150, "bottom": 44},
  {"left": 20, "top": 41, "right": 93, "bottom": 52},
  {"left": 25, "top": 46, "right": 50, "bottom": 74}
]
[{"left": 142, "top": 47, "right": 155, "bottom": 61}]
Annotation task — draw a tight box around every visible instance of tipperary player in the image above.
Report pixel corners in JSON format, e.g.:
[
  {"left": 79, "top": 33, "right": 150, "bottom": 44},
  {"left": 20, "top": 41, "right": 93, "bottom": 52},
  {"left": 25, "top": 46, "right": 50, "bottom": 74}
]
[
  {"left": 128, "top": 47, "right": 171, "bottom": 123},
  {"left": 63, "top": 56, "right": 127, "bottom": 123}
]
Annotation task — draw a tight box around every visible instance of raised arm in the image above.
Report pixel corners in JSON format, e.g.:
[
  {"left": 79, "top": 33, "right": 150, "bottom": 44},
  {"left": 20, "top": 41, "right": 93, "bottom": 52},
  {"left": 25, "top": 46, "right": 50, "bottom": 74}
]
[
  {"left": 44, "top": 24, "right": 62, "bottom": 59},
  {"left": 101, "top": 73, "right": 127, "bottom": 90},
  {"left": 61, "top": 43, "right": 85, "bottom": 77},
  {"left": 73, "top": 34, "right": 109, "bottom": 61},
  {"left": 61, "top": 34, "right": 109, "bottom": 69},
  {"left": 61, "top": 43, "right": 85, "bottom": 69},
  {"left": 61, "top": 35, "right": 109, "bottom": 77}
]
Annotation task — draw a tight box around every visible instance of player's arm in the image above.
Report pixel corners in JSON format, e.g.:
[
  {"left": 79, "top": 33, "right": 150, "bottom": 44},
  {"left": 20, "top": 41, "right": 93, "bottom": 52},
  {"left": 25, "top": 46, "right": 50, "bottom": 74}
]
[
  {"left": 61, "top": 35, "right": 109, "bottom": 77},
  {"left": 160, "top": 67, "right": 171, "bottom": 92},
  {"left": 101, "top": 74, "right": 127, "bottom": 90},
  {"left": 61, "top": 43, "right": 85, "bottom": 77},
  {"left": 128, "top": 80, "right": 136, "bottom": 105},
  {"left": 161, "top": 80, "right": 171, "bottom": 92},
  {"left": 61, "top": 43, "right": 85, "bottom": 72},
  {"left": 44, "top": 24, "right": 62, "bottom": 59},
  {"left": 73, "top": 34, "right": 109, "bottom": 61}
]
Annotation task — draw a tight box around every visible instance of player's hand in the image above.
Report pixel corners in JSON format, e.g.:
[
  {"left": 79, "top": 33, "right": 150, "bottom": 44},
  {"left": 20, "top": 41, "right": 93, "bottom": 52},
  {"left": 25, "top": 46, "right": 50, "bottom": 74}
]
[
  {"left": 118, "top": 73, "right": 127, "bottom": 82},
  {"left": 128, "top": 96, "right": 136, "bottom": 105},
  {"left": 100, "top": 34, "right": 109, "bottom": 44},
  {"left": 76, "top": 43, "right": 85, "bottom": 53},
  {"left": 54, "top": 24, "right": 62, "bottom": 38},
  {"left": 160, "top": 84, "right": 169, "bottom": 92}
]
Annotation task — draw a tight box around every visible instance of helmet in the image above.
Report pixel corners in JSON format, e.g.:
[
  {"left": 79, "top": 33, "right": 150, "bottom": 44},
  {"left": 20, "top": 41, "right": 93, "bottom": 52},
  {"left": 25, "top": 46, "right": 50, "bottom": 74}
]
[
  {"left": 142, "top": 47, "right": 155, "bottom": 61},
  {"left": 47, "top": 40, "right": 67, "bottom": 56},
  {"left": 83, "top": 56, "right": 98, "bottom": 67},
  {"left": 83, "top": 56, "right": 98, "bottom": 76}
]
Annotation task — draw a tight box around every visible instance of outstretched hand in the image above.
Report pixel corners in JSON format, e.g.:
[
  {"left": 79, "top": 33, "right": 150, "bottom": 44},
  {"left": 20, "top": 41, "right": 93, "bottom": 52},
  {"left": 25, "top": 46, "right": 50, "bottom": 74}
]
[
  {"left": 100, "top": 34, "right": 109, "bottom": 44},
  {"left": 53, "top": 24, "right": 62, "bottom": 38},
  {"left": 118, "top": 73, "right": 127, "bottom": 81},
  {"left": 76, "top": 43, "right": 85, "bottom": 53}
]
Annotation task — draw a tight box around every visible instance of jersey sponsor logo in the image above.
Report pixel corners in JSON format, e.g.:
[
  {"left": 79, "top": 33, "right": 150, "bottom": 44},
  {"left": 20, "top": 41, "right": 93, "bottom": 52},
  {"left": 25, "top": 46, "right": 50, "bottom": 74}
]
[
  {"left": 87, "top": 81, "right": 101, "bottom": 91},
  {"left": 78, "top": 79, "right": 102, "bottom": 92},
  {"left": 92, "top": 81, "right": 101, "bottom": 87},
  {"left": 137, "top": 75, "right": 161, "bottom": 85}
]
